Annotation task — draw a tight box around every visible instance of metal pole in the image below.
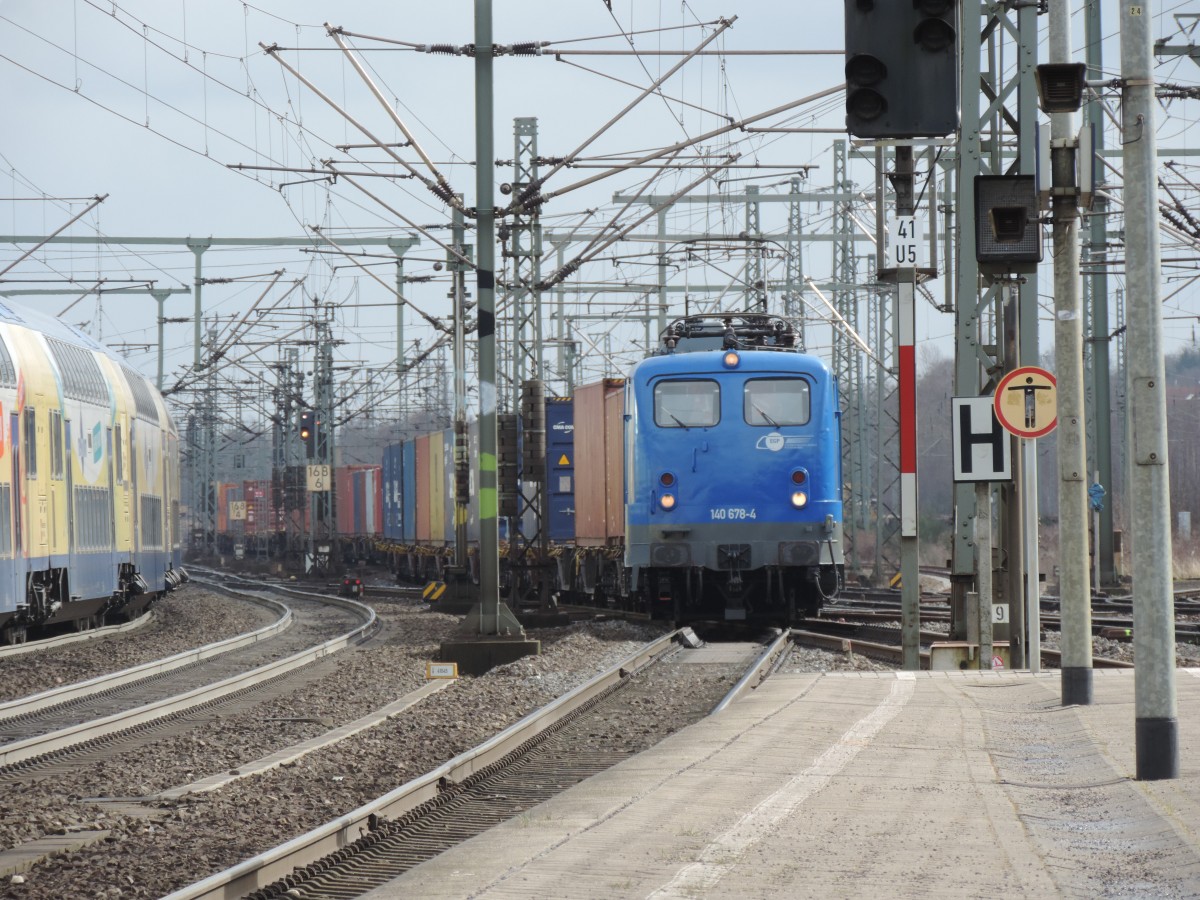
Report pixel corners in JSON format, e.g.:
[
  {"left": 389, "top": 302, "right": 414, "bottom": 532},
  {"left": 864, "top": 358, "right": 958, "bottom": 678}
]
[
  {"left": 151, "top": 289, "right": 169, "bottom": 391},
  {"left": 451, "top": 202, "right": 469, "bottom": 569},
  {"left": 1024, "top": 438, "right": 1040, "bottom": 674},
  {"left": 1049, "top": 0, "right": 1093, "bottom": 705},
  {"left": 894, "top": 145, "right": 920, "bottom": 671},
  {"left": 188, "top": 241, "right": 210, "bottom": 371},
  {"left": 1001, "top": 287, "right": 1025, "bottom": 667},
  {"left": 475, "top": 0, "right": 501, "bottom": 635},
  {"left": 1086, "top": 0, "right": 1116, "bottom": 587},
  {"left": 976, "top": 481, "right": 993, "bottom": 668},
  {"left": 1093, "top": 469, "right": 1101, "bottom": 591},
  {"left": 1120, "top": 0, "right": 1178, "bottom": 780}
]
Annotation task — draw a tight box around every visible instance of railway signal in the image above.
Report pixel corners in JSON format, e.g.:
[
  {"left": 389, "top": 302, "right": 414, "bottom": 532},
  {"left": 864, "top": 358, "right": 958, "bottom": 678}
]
[
  {"left": 299, "top": 410, "right": 316, "bottom": 458},
  {"left": 843, "top": 0, "right": 960, "bottom": 138}
]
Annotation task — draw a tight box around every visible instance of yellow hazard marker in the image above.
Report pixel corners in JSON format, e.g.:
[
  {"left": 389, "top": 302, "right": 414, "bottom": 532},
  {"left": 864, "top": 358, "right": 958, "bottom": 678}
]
[
  {"left": 889, "top": 572, "right": 902, "bottom": 589},
  {"left": 558, "top": 453, "right": 570, "bottom": 465},
  {"left": 423, "top": 580, "right": 447, "bottom": 602}
]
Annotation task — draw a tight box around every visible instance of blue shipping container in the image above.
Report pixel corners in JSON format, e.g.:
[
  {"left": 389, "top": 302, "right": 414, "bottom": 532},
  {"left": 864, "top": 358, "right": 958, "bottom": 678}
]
[
  {"left": 382, "top": 443, "right": 401, "bottom": 540},
  {"left": 401, "top": 440, "right": 416, "bottom": 543},
  {"left": 545, "top": 398, "right": 575, "bottom": 542}
]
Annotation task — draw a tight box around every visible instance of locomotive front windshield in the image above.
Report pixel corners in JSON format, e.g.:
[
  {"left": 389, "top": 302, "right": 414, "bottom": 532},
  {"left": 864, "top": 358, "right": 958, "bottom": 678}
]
[
  {"left": 744, "top": 378, "right": 810, "bottom": 426},
  {"left": 654, "top": 379, "right": 719, "bottom": 428}
]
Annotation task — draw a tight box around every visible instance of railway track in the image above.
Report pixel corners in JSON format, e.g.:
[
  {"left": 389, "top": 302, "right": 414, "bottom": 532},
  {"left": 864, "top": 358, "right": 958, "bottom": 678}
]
[
  {"left": 0, "top": 580, "right": 374, "bottom": 776},
  {"left": 162, "top": 631, "right": 785, "bottom": 900},
  {"left": 792, "top": 620, "right": 1135, "bottom": 670},
  {"left": 0, "top": 610, "right": 156, "bottom": 660}
]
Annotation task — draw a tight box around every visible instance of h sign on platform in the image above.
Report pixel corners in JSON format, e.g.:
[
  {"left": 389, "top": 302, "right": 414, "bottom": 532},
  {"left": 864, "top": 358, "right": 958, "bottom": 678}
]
[{"left": 952, "top": 397, "right": 1011, "bottom": 482}]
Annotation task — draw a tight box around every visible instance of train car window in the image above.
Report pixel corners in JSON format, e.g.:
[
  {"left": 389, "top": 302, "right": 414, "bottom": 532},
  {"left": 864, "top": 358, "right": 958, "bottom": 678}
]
[
  {"left": 120, "top": 366, "right": 160, "bottom": 424},
  {"left": 141, "top": 495, "right": 163, "bottom": 548},
  {"left": 0, "top": 336, "right": 15, "bottom": 387},
  {"left": 0, "top": 485, "right": 11, "bottom": 557},
  {"left": 46, "top": 338, "right": 109, "bottom": 405},
  {"left": 50, "top": 410, "right": 64, "bottom": 479},
  {"left": 654, "top": 379, "right": 720, "bottom": 428},
  {"left": 22, "top": 408, "right": 36, "bottom": 479},
  {"left": 115, "top": 425, "right": 124, "bottom": 483},
  {"left": 744, "top": 378, "right": 810, "bottom": 426}
]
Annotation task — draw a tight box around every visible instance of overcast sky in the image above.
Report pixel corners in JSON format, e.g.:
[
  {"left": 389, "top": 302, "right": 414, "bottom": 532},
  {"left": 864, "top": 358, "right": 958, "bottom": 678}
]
[{"left": 2, "top": 1, "right": 1199, "bottom": 419}]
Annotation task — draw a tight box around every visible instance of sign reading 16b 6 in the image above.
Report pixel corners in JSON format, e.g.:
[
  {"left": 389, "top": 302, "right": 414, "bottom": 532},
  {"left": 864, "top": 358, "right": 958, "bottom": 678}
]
[
  {"left": 887, "top": 216, "right": 922, "bottom": 267},
  {"left": 307, "top": 464, "right": 331, "bottom": 492}
]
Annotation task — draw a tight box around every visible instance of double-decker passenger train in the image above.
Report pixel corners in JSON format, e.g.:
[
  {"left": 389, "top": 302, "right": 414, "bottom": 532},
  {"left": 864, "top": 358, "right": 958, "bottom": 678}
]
[{"left": 0, "top": 303, "right": 185, "bottom": 644}]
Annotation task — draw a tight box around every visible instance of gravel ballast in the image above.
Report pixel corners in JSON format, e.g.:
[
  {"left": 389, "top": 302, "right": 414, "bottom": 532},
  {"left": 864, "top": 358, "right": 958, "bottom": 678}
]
[{"left": 2, "top": 586, "right": 890, "bottom": 898}]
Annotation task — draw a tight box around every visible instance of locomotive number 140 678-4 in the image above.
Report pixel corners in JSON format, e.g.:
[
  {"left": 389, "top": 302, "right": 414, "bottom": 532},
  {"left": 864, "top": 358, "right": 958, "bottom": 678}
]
[{"left": 710, "top": 507, "right": 757, "bottom": 520}]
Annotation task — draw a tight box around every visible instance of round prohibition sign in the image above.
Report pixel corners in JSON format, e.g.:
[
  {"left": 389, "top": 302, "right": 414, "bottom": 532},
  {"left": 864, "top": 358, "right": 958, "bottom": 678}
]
[{"left": 994, "top": 366, "right": 1057, "bottom": 438}]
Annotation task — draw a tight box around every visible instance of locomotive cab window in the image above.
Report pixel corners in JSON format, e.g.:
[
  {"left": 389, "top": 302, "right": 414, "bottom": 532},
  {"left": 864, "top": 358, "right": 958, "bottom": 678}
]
[
  {"left": 744, "top": 378, "right": 810, "bottom": 426},
  {"left": 654, "top": 379, "right": 719, "bottom": 428}
]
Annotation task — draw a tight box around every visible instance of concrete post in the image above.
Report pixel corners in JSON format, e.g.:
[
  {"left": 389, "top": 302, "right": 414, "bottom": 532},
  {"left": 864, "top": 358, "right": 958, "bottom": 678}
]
[
  {"left": 1049, "top": 0, "right": 1094, "bottom": 705},
  {"left": 1120, "top": 0, "right": 1179, "bottom": 779}
]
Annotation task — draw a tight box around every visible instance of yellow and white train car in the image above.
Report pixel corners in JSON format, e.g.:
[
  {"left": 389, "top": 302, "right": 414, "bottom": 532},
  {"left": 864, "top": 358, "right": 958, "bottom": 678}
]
[{"left": 0, "top": 303, "right": 184, "bottom": 644}]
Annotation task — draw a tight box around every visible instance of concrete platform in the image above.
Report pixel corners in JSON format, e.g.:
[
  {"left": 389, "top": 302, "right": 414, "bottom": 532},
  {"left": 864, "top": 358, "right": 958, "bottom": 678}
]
[{"left": 364, "top": 668, "right": 1200, "bottom": 899}]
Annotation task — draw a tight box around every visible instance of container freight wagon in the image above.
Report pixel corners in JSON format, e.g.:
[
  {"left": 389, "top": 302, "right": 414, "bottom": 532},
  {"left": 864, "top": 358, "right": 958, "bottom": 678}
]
[
  {"left": 242, "top": 480, "right": 279, "bottom": 537},
  {"left": 375, "top": 314, "right": 844, "bottom": 628},
  {"left": 378, "top": 391, "right": 602, "bottom": 595},
  {"left": 336, "top": 464, "right": 383, "bottom": 564},
  {"left": 566, "top": 380, "right": 626, "bottom": 601},
  {"left": 216, "top": 482, "right": 244, "bottom": 553}
]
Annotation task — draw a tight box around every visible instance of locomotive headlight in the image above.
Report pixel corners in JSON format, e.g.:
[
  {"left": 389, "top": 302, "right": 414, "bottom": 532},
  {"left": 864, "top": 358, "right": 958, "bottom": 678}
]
[
  {"left": 722, "top": 351, "right": 740, "bottom": 369},
  {"left": 791, "top": 490, "right": 808, "bottom": 509},
  {"left": 660, "top": 493, "right": 677, "bottom": 511}
]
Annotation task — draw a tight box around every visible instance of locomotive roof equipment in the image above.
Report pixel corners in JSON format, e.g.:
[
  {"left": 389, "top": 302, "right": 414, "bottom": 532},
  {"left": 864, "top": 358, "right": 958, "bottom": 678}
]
[{"left": 656, "top": 313, "right": 798, "bottom": 355}]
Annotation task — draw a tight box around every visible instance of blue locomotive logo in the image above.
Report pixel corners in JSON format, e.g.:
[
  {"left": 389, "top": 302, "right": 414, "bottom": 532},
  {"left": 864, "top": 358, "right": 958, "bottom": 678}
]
[{"left": 754, "top": 432, "right": 812, "bottom": 452}]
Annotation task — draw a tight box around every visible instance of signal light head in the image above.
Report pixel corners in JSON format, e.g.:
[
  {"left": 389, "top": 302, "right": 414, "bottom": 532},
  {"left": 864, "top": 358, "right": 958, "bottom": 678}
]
[
  {"left": 846, "top": 53, "right": 886, "bottom": 87},
  {"left": 659, "top": 472, "right": 676, "bottom": 488},
  {"left": 847, "top": 89, "right": 887, "bottom": 122},
  {"left": 791, "top": 469, "right": 808, "bottom": 485},
  {"left": 914, "top": 18, "right": 955, "bottom": 52}
]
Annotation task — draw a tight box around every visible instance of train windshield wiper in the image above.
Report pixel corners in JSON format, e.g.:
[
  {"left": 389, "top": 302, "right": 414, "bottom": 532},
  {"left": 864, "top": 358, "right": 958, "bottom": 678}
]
[
  {"left": 752, "top": 403, "right": 780, "bottom": 428},
  {"left": 668, "top": 412, "right": 690, "bottom": 430}
]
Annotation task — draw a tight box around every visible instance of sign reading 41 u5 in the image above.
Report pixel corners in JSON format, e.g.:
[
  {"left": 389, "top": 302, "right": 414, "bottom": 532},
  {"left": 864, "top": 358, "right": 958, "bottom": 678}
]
[{"left": 887, "top": 216, "right": 923, "bottom": 268}]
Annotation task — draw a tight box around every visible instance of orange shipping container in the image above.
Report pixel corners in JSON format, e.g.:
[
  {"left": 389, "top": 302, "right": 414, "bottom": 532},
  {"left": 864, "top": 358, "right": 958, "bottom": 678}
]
[
  {"left": 216, "top": 482, "right": 243, "bottom": 534},
  {"left": 574, "top": 379, "right": 625, "bottom": 546},
  {"left": 605, "top": 384, "right": 625, "bottom": 541},
  {"left": 334, "top": 467, "right": 356, "bottom": 536}
]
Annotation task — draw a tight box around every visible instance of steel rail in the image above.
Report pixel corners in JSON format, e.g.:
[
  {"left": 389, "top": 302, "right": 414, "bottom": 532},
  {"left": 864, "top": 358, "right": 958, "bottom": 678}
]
[
  {"left": 0, "top": 588, "right": 290, "bottom": 721},
  {"left": 162, "top": 630, "right": 684, "bottom": 900},
  {"left": 0, "top": 609, "right": 153, "bottom": 660},
  {"left": 0, "top": 587, "right": 374, "bottom": 768},
  {"left": 711, "top": 630, "right": 793, "bottom": 713}
]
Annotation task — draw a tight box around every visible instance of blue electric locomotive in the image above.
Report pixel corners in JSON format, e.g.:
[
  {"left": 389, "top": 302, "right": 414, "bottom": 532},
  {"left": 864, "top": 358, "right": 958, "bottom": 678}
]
[{"left": 624, "top": 313, "right": 843, "bottom": 625}]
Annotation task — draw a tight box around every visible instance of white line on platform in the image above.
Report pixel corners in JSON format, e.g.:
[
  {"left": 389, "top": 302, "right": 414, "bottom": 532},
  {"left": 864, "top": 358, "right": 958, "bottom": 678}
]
[{"left": 647, "top": 672, "right": 917, "bottom": 899}]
